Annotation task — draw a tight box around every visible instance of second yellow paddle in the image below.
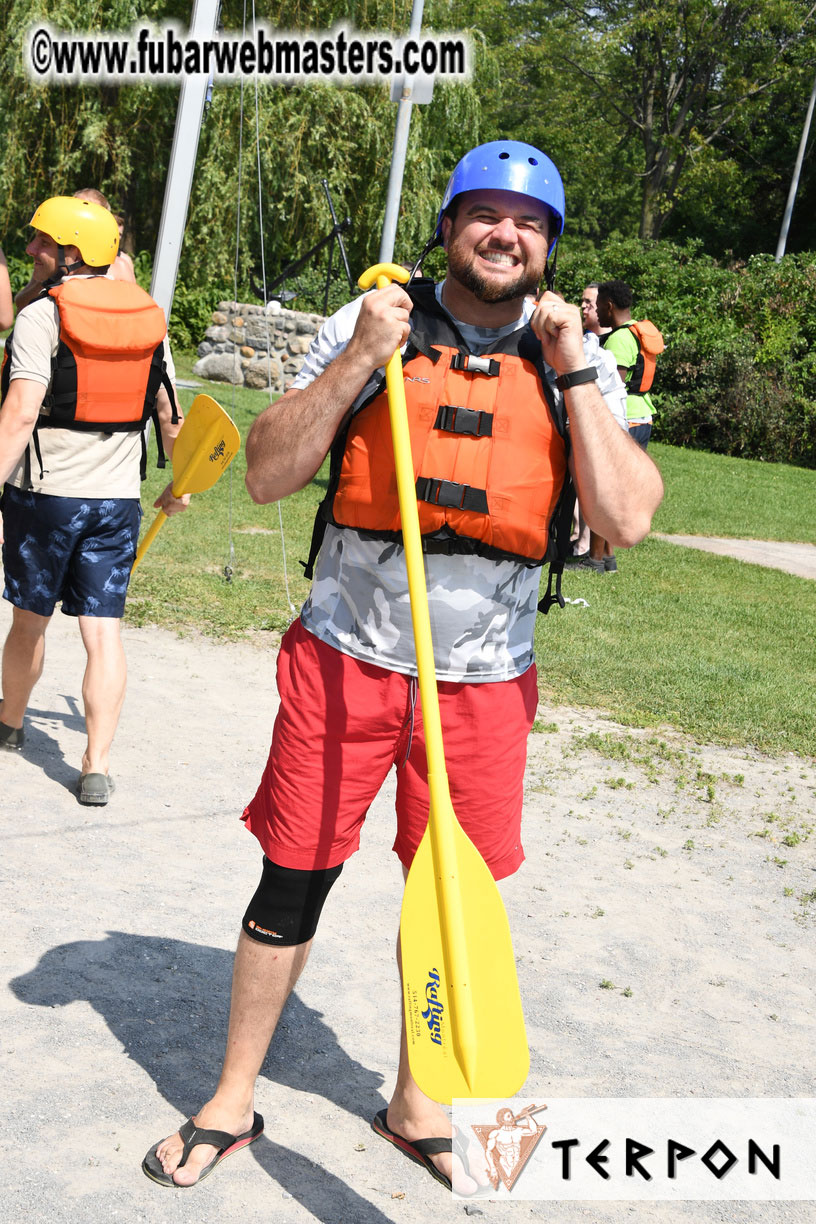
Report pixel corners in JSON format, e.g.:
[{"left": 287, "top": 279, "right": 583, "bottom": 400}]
[
  {"left": 357, "top": 264, "right": 529, "bottom": 1103},
  {"left": 132, "top": 393, "right": 240, "bottom": 573}
]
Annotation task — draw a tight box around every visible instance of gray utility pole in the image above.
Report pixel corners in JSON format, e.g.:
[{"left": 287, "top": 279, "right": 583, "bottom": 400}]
[
  {"left": 775, "top": 65, "right": 816, "bottom": 262},
  {"left": 379, "top": 0, "right": 435, "bottom": 264},
  {"left": 151, "top": 0, "right": 221, "bottom": 319}
]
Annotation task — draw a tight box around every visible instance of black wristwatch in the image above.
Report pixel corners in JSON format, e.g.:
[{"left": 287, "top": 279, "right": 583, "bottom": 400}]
[{"left": 554, "top": 367, "right": 599, "bottom": 391}]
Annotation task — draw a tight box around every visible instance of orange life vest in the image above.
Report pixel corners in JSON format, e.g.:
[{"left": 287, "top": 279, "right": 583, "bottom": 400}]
[
  {"left": 44, "top": 277, "right": 170, "bottom": 430},
  {"left": 1, "top": 276, "right": 177, "bottom": 483},
  {"left": 607, "top": 320, "right": 665, "bottom": 394},
  {"left": 305, "top": 283, "right": 574, "bottom": 608}
]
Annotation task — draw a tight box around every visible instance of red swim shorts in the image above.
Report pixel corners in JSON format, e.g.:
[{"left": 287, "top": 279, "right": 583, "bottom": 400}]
[{"left": 242, "top": 618, "right": 538, "bottom": 881}]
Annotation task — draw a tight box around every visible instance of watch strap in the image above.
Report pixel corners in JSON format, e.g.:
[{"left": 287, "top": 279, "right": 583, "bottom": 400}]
[{"left": 554, "top": 367, "right": 599, "bottom": 391}]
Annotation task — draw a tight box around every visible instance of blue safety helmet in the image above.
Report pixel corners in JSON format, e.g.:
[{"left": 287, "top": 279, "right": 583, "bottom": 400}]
[{"left": 436, "top": 140, "right": 565, "bottom": 257}]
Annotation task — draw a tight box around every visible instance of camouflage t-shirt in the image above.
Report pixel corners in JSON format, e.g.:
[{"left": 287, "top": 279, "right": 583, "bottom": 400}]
[{"left": 294, "top": 286, "right": 627, "bottom": 681}]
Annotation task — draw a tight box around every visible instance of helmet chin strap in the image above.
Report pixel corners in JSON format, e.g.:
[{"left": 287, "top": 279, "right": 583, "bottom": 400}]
[
  {"left": 54, "top": 244, "right": 85, "bottom": 280},
  {"left": 543, "top": 244, "right": 558, "bottom": 293},
  {"left": 407, "top": 230, "right": 443, "bottom": 285}
]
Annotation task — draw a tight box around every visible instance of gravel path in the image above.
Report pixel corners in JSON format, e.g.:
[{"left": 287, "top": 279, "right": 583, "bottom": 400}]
[{"left": 1, "top": 599, "right": 814, "bottom": 1224}]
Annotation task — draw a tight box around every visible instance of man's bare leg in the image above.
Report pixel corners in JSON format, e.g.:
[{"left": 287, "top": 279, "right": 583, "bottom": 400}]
[
  {"left": 154, "top": 930, "right": 311, "bottom": 1186},
  {"left": 0, "top": 606, "right": 50, "bottom": 727},
  {"left": 77, "top": 615, "right": 126, "bottom": 775}
]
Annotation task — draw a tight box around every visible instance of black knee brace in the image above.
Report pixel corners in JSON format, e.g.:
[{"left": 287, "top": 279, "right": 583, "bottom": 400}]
[{"left": 242, "top": 857, "right": 344, "bottom": 946}]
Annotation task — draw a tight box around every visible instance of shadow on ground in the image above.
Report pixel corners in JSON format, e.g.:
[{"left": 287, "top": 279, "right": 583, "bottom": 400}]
[
  {"left": 14, "top": 697, "right": 86, "bottom": 793},
  {"left": 11, "top": 931, "right": 394, "bottom": 1223}
]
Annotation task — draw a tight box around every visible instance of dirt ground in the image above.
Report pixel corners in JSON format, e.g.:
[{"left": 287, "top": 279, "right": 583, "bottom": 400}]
[{"left": 1, "top": 593, "right": 814, "bottom": 1224}]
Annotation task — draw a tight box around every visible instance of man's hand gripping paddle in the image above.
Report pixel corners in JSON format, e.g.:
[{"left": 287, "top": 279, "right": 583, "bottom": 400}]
[
  {"left": 358, "top": 264, "right": 529, "bottom": 1102},
  {"left": 132, "top": 394, "right": 240, "bottom": 572}
]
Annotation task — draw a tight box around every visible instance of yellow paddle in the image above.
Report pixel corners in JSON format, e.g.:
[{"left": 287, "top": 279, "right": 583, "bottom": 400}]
[
  {"left": 358, "top": 264, "right": 529, "bottom": 1103},
  {"left": 132, "top": 393, "right": 240, "bottom": 573}
]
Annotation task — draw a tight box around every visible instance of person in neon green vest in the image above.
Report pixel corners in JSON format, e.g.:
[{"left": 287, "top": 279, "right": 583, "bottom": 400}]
[{"left": 586, "top": 279, "right": 663, "bottom": 572}]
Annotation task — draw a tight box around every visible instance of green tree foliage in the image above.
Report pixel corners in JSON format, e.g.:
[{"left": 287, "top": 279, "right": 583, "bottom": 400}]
[
  {"left": 0, "top": 0, "right": 488, "bottom": 318},
  {"left": 2, "top": 0, "right": 815, "bottom": 461},
  {"left": 469, "top": 0, "right": 816, "bottom": 254},
  {"left": 0, "top": 0, "right": 189, "bottom": 245},
  {"left": 588, "top": 0, "right": 816, "bottom": 241}
]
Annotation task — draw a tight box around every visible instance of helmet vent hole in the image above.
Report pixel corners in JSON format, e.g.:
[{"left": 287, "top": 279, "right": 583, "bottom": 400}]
[
  {"left": 498, "top": 151, "right": 509, "bottom": 159},
  {"left": 528, "top": 157, "right": 538, "bottom": 165}
]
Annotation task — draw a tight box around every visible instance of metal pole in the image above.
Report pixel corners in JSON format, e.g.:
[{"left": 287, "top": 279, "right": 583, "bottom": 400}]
[
  {"left": 150, "top": 0, "right": 221, "bottom": 319},
  {"left": 775, "top": 65, "right": 816, "bottom": 262},
  {"left": 379, "top": 0, "right": 429, "bottom": 263}
]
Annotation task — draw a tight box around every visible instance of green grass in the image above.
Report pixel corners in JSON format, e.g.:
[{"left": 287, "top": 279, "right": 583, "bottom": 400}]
[
  {"left": 534, "top": 538, "right": 816, "bottom": 756},
  {"left": 128, "top": 378, "right": 314, "bottom": 637},
  {"left": 650, "top": 441, "right": 816, "bottom": 542},
  {"left": 128, "top": 365, "right": 816, "bottom": 758}
]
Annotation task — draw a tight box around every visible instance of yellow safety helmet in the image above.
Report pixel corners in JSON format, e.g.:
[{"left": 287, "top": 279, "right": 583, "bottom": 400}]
[{"left": 29, "top": 196, "right": 119, "bottom": 267}]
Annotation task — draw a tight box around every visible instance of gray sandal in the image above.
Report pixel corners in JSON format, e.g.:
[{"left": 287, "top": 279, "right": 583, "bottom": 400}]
[
  {"left": 0, "top": 719, "right": 24, "bottom": 751},
  {"left": 77, "top": 772, "right": 115, "bottom": 805}
]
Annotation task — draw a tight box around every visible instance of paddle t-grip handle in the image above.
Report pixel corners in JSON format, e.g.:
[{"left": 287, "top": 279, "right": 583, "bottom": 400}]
[{"left": 357, "top": 262, "right": 411, "bottom": 293}]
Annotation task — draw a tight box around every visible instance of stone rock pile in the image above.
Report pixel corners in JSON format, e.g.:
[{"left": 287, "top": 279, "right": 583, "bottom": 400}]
[{"left": 193, "top": 301, "right": 325, "bottom": 392}]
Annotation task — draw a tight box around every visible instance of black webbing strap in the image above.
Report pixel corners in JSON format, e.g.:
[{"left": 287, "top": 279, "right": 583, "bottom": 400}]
[
  {"left": 149, "top": 368, "right": 179, "bottom": 475},
  {"left": 449, "top": 353, "right": 500, "bottom": 377},
  {"left": 404, "top": 332, "right": 443, "bottom": 365},
  {"left": 31, "top": 430, "right": 46, "bottom": 484},
  {"left": 537, "top": 563, "right": 566, "bottom": 615},
  {"left": 140, "top": 429, "right": 148, "bottom": 480},
  {"left": 161, "top": 368, "right": 180, "bottom": 426},
  {"left": 433, "top": 404, "right": 494, "bottom": 437},
  {"left": 415, "top": 477, "right": 489, "bottom": 514},
  {"left": 301, "top": 508, "right": 329, "bottom": 581}
]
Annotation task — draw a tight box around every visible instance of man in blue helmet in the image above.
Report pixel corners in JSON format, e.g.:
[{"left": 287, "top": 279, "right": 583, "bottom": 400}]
[{"left": 144, "top": 142, "right": 663, "bottom": 1193}]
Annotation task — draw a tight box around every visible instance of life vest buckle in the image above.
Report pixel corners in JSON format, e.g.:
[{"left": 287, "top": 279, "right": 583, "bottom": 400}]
[
  {"left": 416, "top": 476, "right": 489, "bottom": 514},
  {"left": 434, "top": 404, "right": 494, "bottom": 437},
  {"left": 450, "top": 353, "right": 500, "bottom": 377}
]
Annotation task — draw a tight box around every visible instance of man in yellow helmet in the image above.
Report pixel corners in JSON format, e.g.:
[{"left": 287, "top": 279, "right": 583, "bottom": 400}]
[{"left": 0, "top": 196, "right": 188, "bottom": 803}]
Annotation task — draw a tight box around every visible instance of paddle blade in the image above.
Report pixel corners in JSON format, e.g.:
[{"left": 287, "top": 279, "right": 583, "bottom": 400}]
[
  {"left": 400, "top": 811, "right": 529, "bottom": 1104},
  {"left": 171, "top": 393, "right": 240, "bottom": 496},
  {"left": 132, "top": 395, "right": 240, "bottom": 572}
]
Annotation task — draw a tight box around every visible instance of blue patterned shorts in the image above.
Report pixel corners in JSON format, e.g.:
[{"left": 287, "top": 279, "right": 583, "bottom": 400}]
[{"left": 1, "top": 486, "right": 142, "bottom": 618}]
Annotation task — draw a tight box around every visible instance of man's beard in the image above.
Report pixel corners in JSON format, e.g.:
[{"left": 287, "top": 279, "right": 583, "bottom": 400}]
[{"left": 446, "top": 236, "right": 545, "bottom": 303}]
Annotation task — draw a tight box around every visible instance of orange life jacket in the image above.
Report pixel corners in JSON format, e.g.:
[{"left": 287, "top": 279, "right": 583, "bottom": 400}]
[
  {"left": 304, "top": 282, "right": 574, "bottom": 611},
  {"left": 607, "top": 320, "right": 665, "bottom": 394},
  {"left": 1, "top": 276, "right": 178, "bottom": 483}
]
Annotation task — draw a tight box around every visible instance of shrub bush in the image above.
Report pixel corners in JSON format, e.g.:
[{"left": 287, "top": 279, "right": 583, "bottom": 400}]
[{"left": 558, "top": 239, "right": 816, "bottom": 468}]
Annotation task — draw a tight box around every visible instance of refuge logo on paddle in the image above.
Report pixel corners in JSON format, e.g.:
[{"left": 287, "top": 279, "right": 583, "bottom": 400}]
[
  {"left": 404, "top": 966, "right": 446, "bottom": 1053},
  {"left": 209, "top": 438, "right": 226, "bottom": 462},
  {"left": 421, "top": 968, "right": 444, "bottom": 1046}
]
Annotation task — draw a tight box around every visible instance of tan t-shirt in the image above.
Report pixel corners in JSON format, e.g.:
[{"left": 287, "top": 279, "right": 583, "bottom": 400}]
[{"left": 7, "top": 276, "right": 175, "bottom": 499}]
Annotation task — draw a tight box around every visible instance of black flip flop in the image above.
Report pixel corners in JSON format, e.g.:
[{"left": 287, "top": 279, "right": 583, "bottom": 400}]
[
  {"left": 371, "top": 1108, "right": 452, "bottom": 1190},
  {"left": 142, "top": 1112, "right": 264, "bottom": 1187}
]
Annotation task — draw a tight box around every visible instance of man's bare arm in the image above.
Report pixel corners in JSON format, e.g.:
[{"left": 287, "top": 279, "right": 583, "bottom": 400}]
[
  {"left": 153, "top": 382, "right": 189, "bottom": 516},
  {"left": 0, "top": 378, "right": 46, "bottom": 484},
  {"left": 0, "top": 248, "right": 13, "bottom": 330},
  {"left": 531, "top": 295, "right": 663, "bottom": 546},
  {"left": 155, "top": 382, "right": 184, "bottom": 460},
  {"left": 564, "top": 380, "right": 662, "bottom": 546},
  {"left": 245, "top": 285, "right": 411, "bottom": 505}
]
